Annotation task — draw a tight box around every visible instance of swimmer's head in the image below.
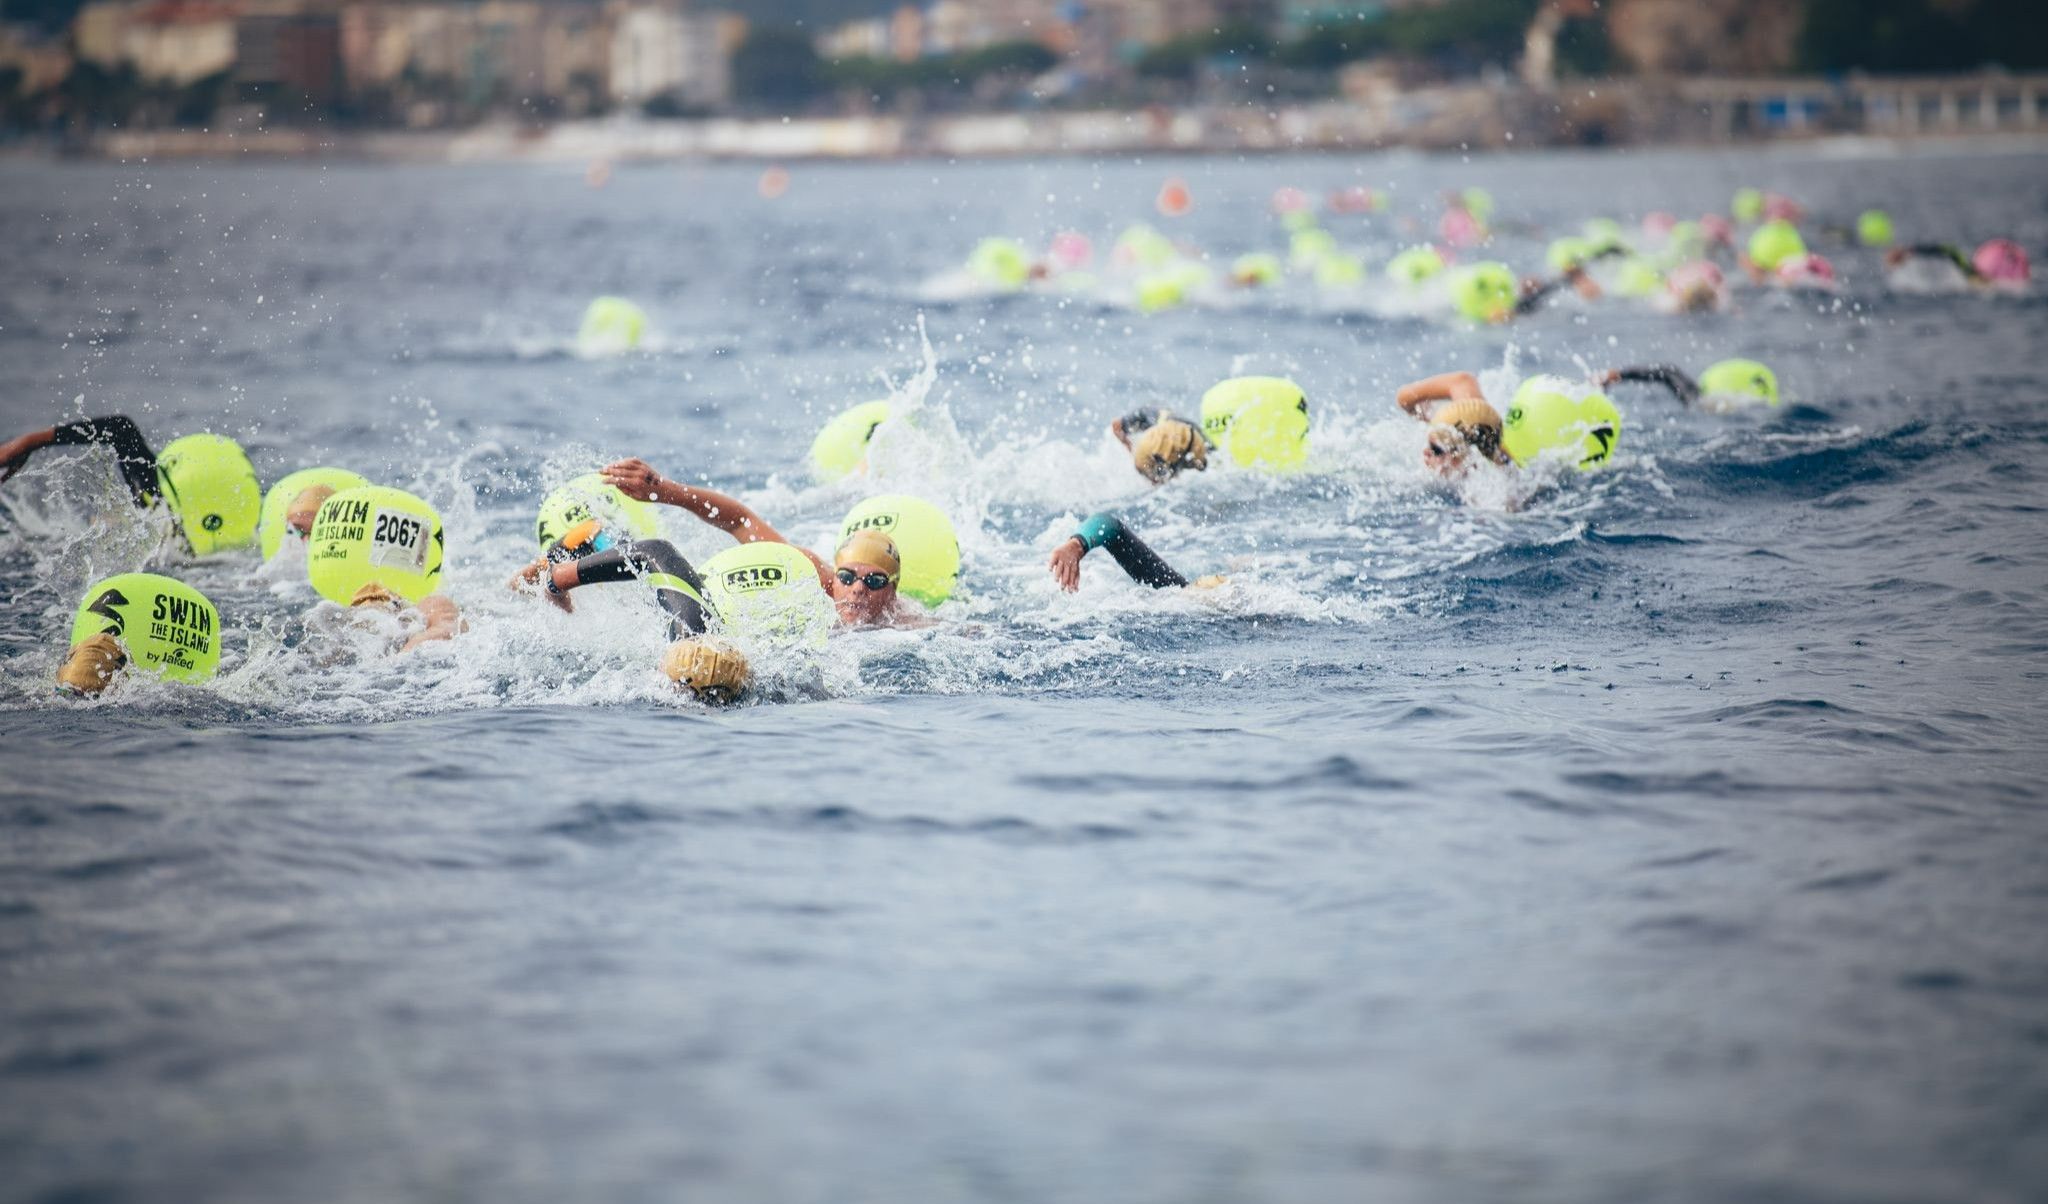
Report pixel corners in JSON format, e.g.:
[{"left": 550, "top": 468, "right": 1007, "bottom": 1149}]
[
  {"left": 1132, "top": 417, "right": 1208, "bottom": 484},
  {"left": 832, "top": 529, "right": 902, "bottom": 622},
  {"left": 660, "top": 636, "right": 749, "bottom": 705},
  {"left": 1775, "top": 251, "right": 1835, "bottom": 286},
  {"left": 1699, "top": 359, "right": 1779, "bottom": 407},
  {"left": 349, "top": 581, "right": 402, "bottom": 611},
  {"left": 1973, "top": 238, "right": 2030, "bottom": 284},
  {"left": 55, "top": 632, "right": 125, "bottom": 697},
  {"left": 1424, "top": 398, "right": 1505, "bottom": 477},
  {"left": 286, "top": 485, "right": 338, "bottom": 539}
]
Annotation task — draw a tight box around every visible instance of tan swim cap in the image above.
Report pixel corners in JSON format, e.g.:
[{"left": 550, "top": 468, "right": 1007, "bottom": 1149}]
[
  {"left": 1431, "top": 398, "right": 1505, "bottom": 462},
  {"left": 287, "top": 484, "right": 339, "bottom": 535},
  {"left": 1132, "top": 417, "right": 1208, "bottom": 483},
  {"left": 834, "top": 529, "right": 901, "bottom": 577},
  {"left": 661, "top": 637, "right": 750, "bottom": 704},
  {"left": 56, "top": 632, "right": 126, "bottom": 696},
  {"left": 349, "top": 581, "right": 401, "bottom": 610}
]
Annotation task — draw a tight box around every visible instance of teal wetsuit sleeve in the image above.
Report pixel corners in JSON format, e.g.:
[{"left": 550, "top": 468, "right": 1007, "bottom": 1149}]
[{"left": 1072, "top": 512, "right": 1188, "bottom": 590}]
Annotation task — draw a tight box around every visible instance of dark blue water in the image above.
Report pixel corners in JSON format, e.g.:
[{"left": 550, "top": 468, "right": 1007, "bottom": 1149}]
[{"left": 2, "top": 146, "right": 2046, "bottom": 1204}]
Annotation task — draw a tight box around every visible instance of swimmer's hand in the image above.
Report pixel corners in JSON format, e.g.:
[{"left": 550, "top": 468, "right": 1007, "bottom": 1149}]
[
  {"left": 1049, "top": 537, "right": 1085, "bottom": 593},
  {"left": 601, "top": 457, "right": 664, "bottom": 502},
  {"left": 509, "top": 559, "right": 575, "bottom": 614},
  {"left": 0, "top": 430, "right": 52, "bottom": 484}
]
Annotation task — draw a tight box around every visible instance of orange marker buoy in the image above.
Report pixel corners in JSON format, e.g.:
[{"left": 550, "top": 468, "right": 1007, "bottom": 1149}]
[
  {"left": 1156, "top": 177, "right": 1191, "bottom": 217},
  {"left": 758, "top": 166, "right": 790, "bottom": 199}
]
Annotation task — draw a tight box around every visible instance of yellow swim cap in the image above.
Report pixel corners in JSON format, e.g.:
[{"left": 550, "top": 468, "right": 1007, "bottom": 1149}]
[
  {"left": 577, "top": 296, "right": 646, "bottom": 353},
  {"left": 67, "top": 572, "right": 221, "bottom": 684},
  {"left": 1450, "top": 262, "right": 1517, "bottom": 323},
  {"left": 56, "top": 632, "right": 126, "bottom": 696},
  {"left": 661, "top": 637, "right": 749, "bottom": 704},
  {"left": 1133, "top": 418, "right": 1208, "bottom": 483},
  {"left": 535, "top": 472, "right": 662, "bottom": 552},
  {"left": 155, "top": 433, "right": 261, "bottom": 556},
  {"left": 1503, "top": 376, "right": 1621, "bottom": 471},
  {"left": 260, "top": 466, "right": 368, "bottom": 559},
  {"left": 834, "top": 528, "right": 901, "bottom": 578},
  {"left": 1698, "top": 359, "right": 1779, "bottom": 406},
  {"left": 1199, "top": 377, "right": 1309, "bottom": 473},
  {"left": 1747, "top": 220, "right": 1806, "bottom": 273},
  {"left": 808, "top": 400, "right": 894, "bottom": 481},
  {"left": 306, "top": 486, "right": 445, "bottom": 605}
]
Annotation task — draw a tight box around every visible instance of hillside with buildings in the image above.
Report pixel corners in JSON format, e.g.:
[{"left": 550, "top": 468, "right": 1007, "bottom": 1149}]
[{"left": 0, "top": 0, "right": 2041, "bottom": 151}]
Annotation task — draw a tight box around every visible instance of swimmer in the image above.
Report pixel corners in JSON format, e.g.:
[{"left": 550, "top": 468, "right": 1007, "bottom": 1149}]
[
  {"left": 1509, "top": 247, "right": 1621, "bottom": 318},
  {"left": 597, "top": 458, "right": 931, "bottom": 628},
  {"left": 1396, "top": 371, "right": 1620, "bottom": 478},
  {"left": 0, "top": 413, "right": 261, "bottom": 556},
  {"left": 1886, "top": 239, "right": 2030, "bottom": 290},
  {"left": 302, "top": 581, "right": 464, "bottom": 664},
  {"left": 1395, "top": 374, "right": 1511, "bottom": 478},
  {"left": 512, "top": 521, "right": 750, "bottom": 702},
  {"left": 1109, "top": 408, "right": 1209, "bottom": 485},
  {"left": 1047, "top": 512, "right": 1224, "bottom": 593},
  {"left": 1599, "top": 358, "right": 1778, "bottom": 411}
]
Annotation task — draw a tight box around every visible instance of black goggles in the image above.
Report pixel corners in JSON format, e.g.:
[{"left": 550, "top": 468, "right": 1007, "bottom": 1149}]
[{"left": 835, "top": 567, "right": 896, "bottom": 590}]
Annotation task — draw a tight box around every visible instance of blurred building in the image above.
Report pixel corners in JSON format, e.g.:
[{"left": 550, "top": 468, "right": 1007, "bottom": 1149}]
[
  {"left": 0, "top": 24, "right": 73, "bottom": 92},
  {"left": 125, "top": 3, "right": 239, "bottom": 84},
  {"left": 609, "top": 4, "right": 735, "bottom": 108},
  {"left": 1606, "top": 0, "right": 1802, "bottom": 76},
  {"left": 236, "top": 7, "right": 342, "bottom": 109}
]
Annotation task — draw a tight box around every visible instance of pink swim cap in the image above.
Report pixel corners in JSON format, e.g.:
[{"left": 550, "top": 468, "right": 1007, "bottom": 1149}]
[
  {"left": 1973, "top": 238, "right": 2031, "bottom": 284},
  {"left": 1668, "top": 260, "right": 1725, "bottom": 293},
  {"left": 1777, "top": 252, "right": 1836, "bottom": 285},
  {"left": 1439, "top": 207, "right": 1485, "bottom": 249},
  {"left": 1762, "top": 192, "right": 1804, "bottom": 222},
  {"left": 1048, "top": 230, "right": 1093, "bottom": 270},
  {"left": 1270, "top": 186, "right": 1309, "bottom": 214},
  {"left": 1699, "top": 214, "right": 1734, "bottom": 245},
  {"left": 1641, "top": 211, "right": 1678, "bottom": 238}
]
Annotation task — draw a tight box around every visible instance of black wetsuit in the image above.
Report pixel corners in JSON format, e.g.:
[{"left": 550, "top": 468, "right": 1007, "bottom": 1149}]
[
  {"left": 50, "top": 416, "right": 159, "bottom": 507},
  {"left": 1894, "top": 243, "right": 1981, "bottom": 281},
  {"left": 1514, "top": 246, "right": 1625, "bottom": 316},
  {"left": 1609, "top": 365, "right": 1701, "bottom": 407},
  {"left": 547, "top": 534, "right": 712, "bottom": 640},
  {"left": 1074, "top": 512, "right": 1187, "bottom": 589}
]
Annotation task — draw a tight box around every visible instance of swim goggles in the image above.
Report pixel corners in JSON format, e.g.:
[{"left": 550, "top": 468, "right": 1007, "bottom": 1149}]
[{"left": 835, "top": 567, "right": 896, "bottom": 590}]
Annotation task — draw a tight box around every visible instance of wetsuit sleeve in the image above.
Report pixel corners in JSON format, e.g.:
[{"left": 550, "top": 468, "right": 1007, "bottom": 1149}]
[
  {"left": 50, "top": 415, "right": 158, "bottom": 508},
  {"left": 1075, "top": 512, "right": 1188, "bottom": 590},
  {"left": 569, "top": 538, "right": 711, "bottom": 640},
  {"left": 1513, "top": 276, "right": 1567, "bottom": 316},
  {"left": 1118, "top": 407, "right": 1164, "bottom": 436},
  {"left": 1612, "top": 366, "right": 1700, "bottom": 406}
]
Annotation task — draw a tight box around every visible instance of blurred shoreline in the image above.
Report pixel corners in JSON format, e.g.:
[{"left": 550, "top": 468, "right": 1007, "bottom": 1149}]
[{"left": 10, "top": 72, "right": 2048, "bottom": 164}]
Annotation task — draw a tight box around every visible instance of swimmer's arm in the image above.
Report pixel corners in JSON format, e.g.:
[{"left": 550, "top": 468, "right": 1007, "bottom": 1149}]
[
  {"left": 601, "top": 459, "right": 790, "bottom": 545},
  {"left": 1601, "top": 365, "right": 1700, "bottom": 406},
  {"left": 1051, "top": 512, "right": 1188, "bottom": 592},
  {"left": 0, "top": 416, "right": 157, "bottom": 504},
  {"left": 1396, "top": 373, "right": 1484, "bottom": 420},
  {"left": 400, "top": 595, "right": 463, "bottom": 651}
]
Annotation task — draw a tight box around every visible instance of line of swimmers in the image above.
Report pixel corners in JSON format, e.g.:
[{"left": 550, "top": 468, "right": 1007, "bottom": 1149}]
[{"left": 2, "top": 357, "right": 1779, "bottom": 704}]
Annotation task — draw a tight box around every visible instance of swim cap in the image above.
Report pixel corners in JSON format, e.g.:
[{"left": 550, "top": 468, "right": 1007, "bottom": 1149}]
[
  {"left": 1449, "top": 262, "right": 1517, "bottom": 323},
  {"left": 1132, "top": 418, "right": 1208, "bottom": 483},
  {"left": 1231, "top": 252, "right": 1282, "bottom": 287},
  {"left": 808, "top": 399, "right": 894, "bottom": 481},
  {"left": 154, "top": 434, "right": 260, "bottom": 557},
  {"left": 577, "top": 296, "right": 645, "bottom": 354},
  {"left": 1432, "top": 398, "right": 1505, "bottom": 462},
  {"left": 1503, "top": 376, "right": 1621, "bottom": 471},
  {"left": 306, "top": 485, "right": 444, "bottom": 605},
  {"left": 1613, "top": 257, "right": 1664, "bottom": 298},
  {"left": 701, "top": 542, "right": 835, "bottom": 646},
  {"left": 1438, "top": 206, "right": 1485, "bottom": 249},
  {"left": 535, "top": 472, "right": 663, "bottom": 552},
  {"left": 834, "top": 528, "right": 901, "bottom": 578},
  {"left": 1314, "top": 253, "right": 1366, "bottom": 289},
  {"left": 1459, "top": 187, "right": 1495, "bottom": 222},
  {"left": 1698, "top": 359, "right": 1779, "bottom": 406},
  {"left": 1731, "top": 187, "right": 1763, "bottom": 224},
  {"left": 661, "top": 636, "right": 749, "bottom": 704},
  {"left": 839, "top": 494, "right": 961, "bottom": 606},
  {"left": 350, "top": 581, "right": 401, "bottom": 610},
  {"left": 68, "top": 572, "right": 221, "bottom": 685},
  {"left": 1761, "top": 192, "right": 1803, "bottom": 222},
  {"left": 1699, "top": 214, "right": 1735, "bottom": 246},
  {"left": 967, "top": 237, "right": 1031, "bottom": 290},
  {"left": 56, "top": 633, "right": 125, "bottom": 696},
  {"left": 1747, "top": 219, "right": 1806, "bottom": 272},
  {"left": 1386, "top": 246, "right": 1447, "bottom": 286},
  {"left": 1546, "top": 236, "right": 1595, "bottom": 273},
  {"left": 260, "top": 467, "right": 368, "bottom": 560},
  {"left": 1775, "top": 252, "right": 1835, "bottom": 286},
  {"left": 1048, "top": 230, "right": 1093, "bottom": 270},
  {"left": 1199, "top": 376, "right": 1309, "bottom": 473},
  {"left": 1289, "top": 227, "right": 1337, "bottom": 268},
  {"left": 1136, "top": 272, "right": 1186, "bottom": 313},
  {"left": 1973, "top": 238, "right": 2030, "bottom": 284},
  {"left": 1113, "top": 224, "right": 1175, "bottom": 270},
  {"left": 1857, "top": 210, "right": 1895, "bottom": 248}
]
